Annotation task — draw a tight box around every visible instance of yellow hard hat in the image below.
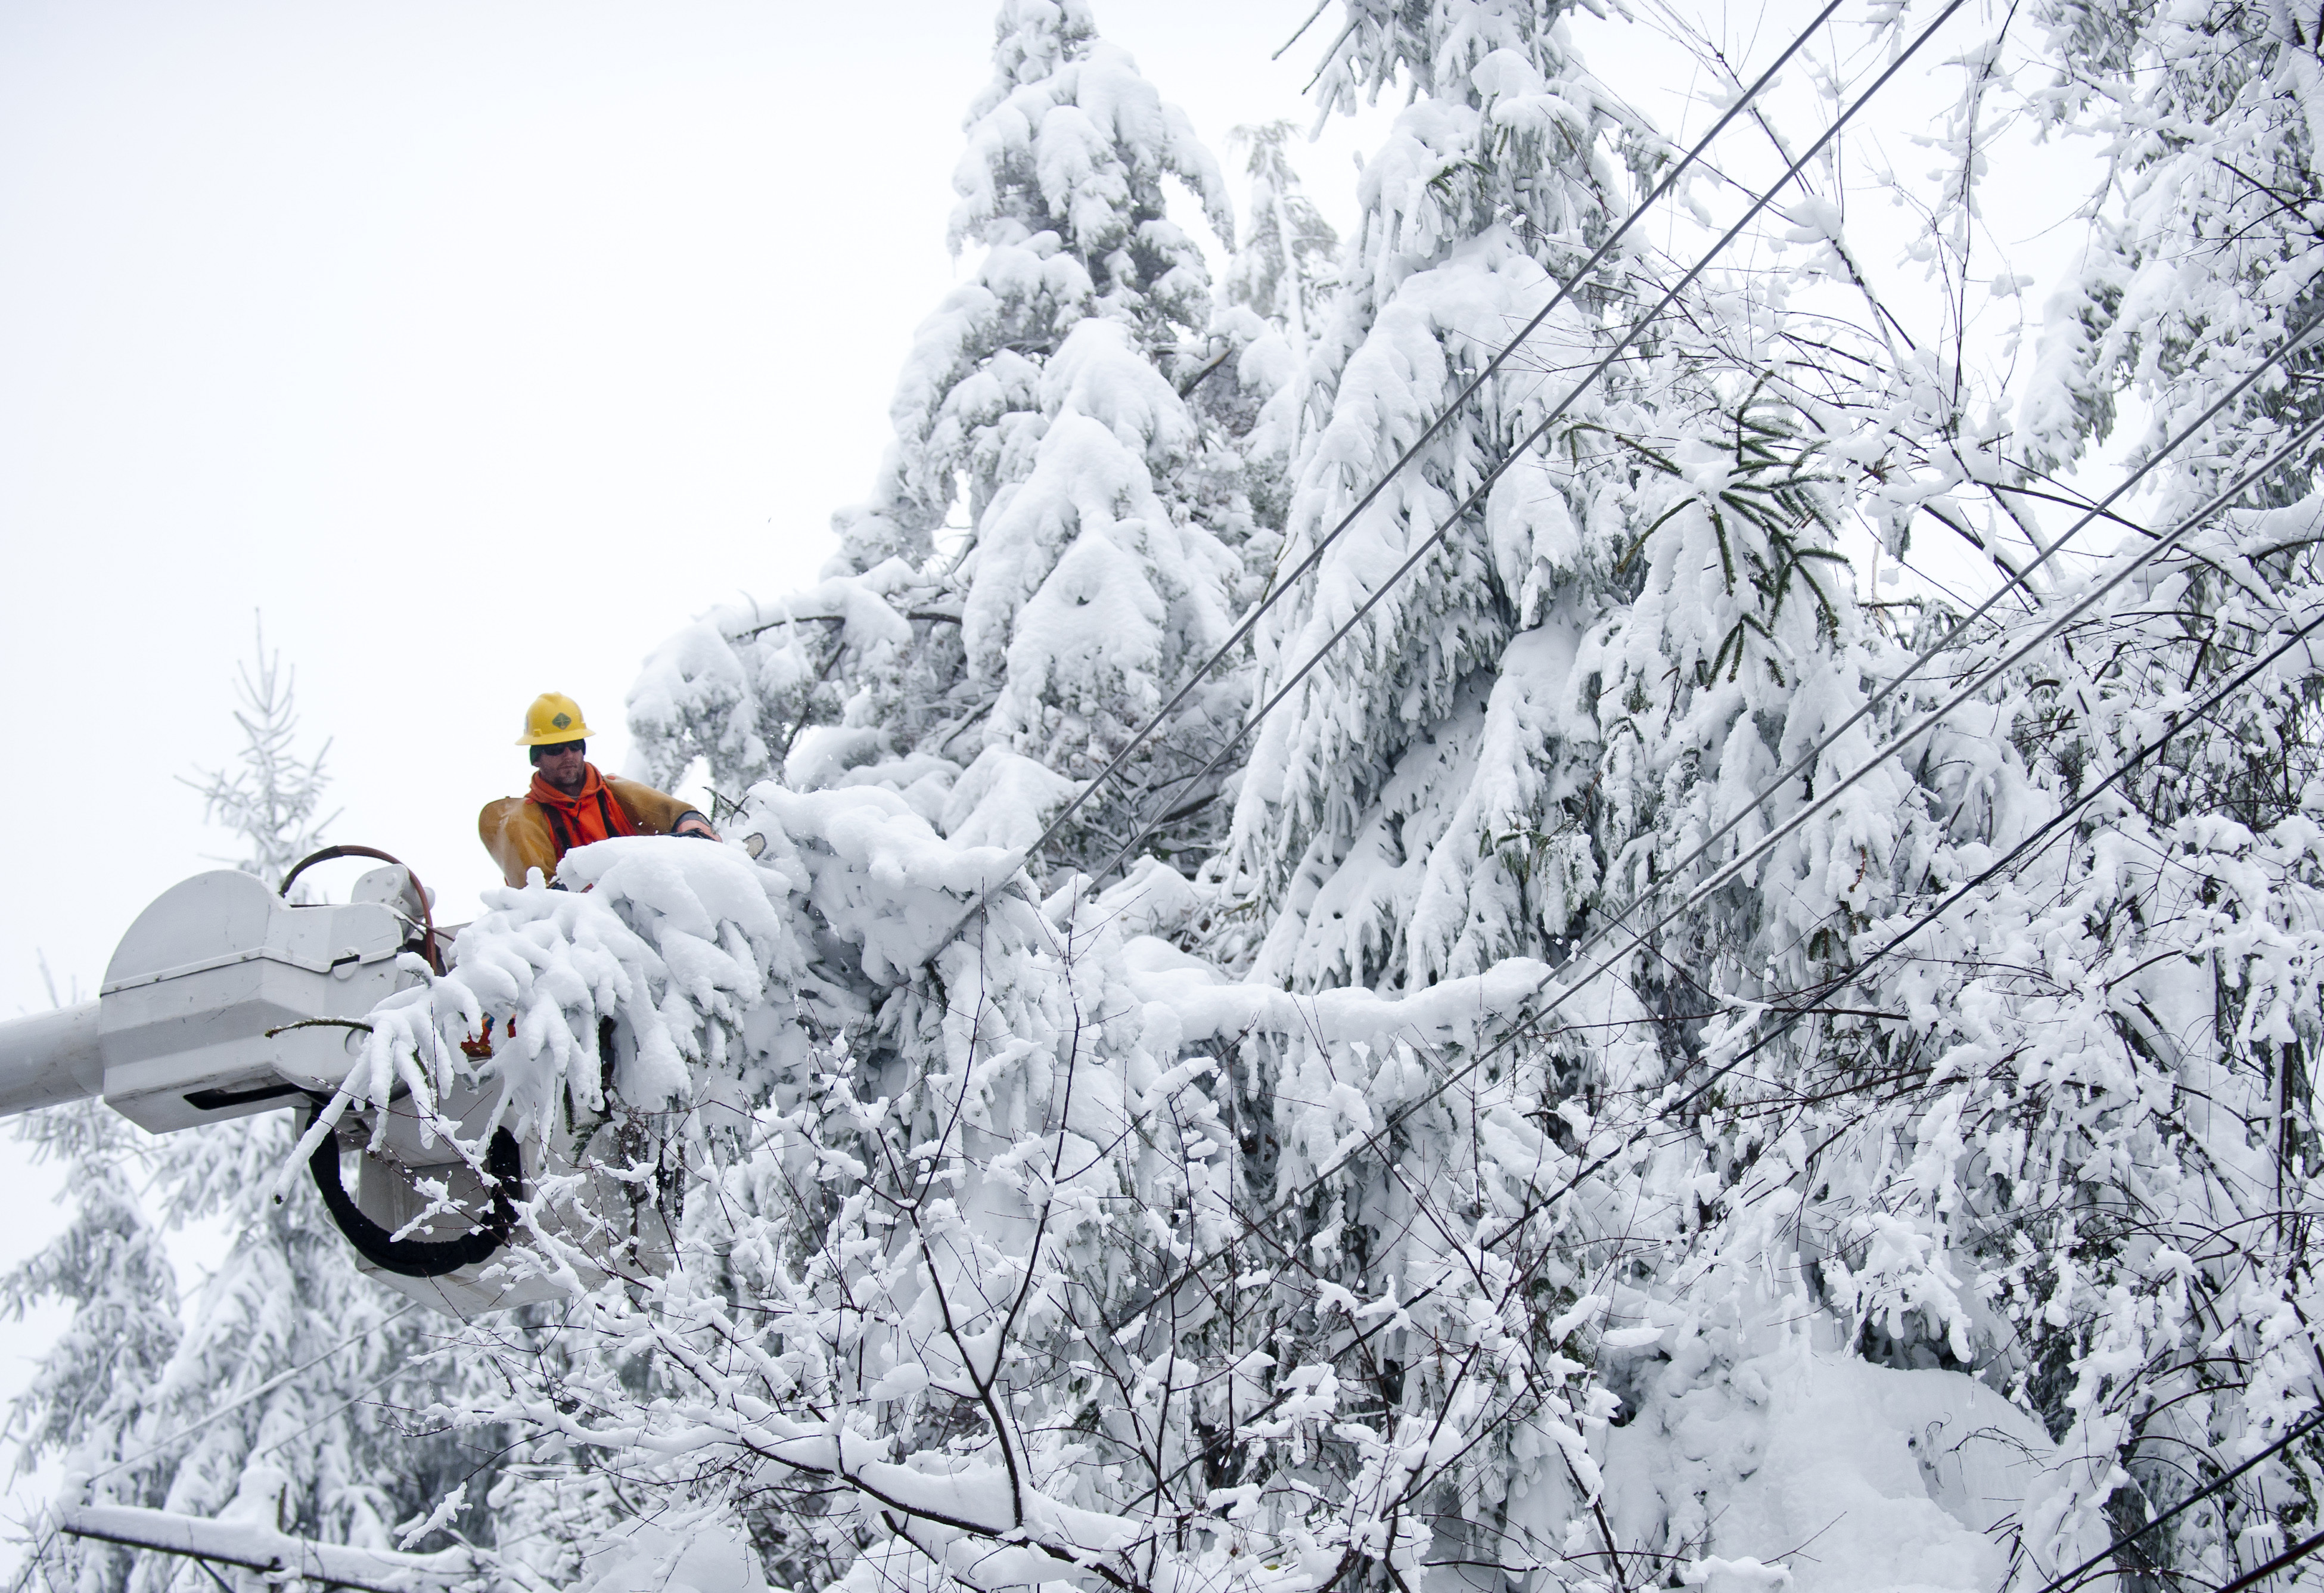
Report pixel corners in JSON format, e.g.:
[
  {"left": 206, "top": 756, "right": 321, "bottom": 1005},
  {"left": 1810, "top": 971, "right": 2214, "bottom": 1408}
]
[{"left": 517, "top": 692, "right": 593, "bottom": 746}]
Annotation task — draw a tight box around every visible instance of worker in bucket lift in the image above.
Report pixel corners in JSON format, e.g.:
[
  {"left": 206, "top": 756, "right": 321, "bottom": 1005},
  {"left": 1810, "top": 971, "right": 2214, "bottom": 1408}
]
[{"left": 479, "top": 693, "right": 720, "bottom": 888}]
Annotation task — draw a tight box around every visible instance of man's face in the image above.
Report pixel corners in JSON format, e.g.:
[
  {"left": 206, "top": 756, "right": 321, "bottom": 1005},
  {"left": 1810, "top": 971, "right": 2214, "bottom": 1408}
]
[{"left": 535, "top": 740, "right": 587, "bottom": 793}]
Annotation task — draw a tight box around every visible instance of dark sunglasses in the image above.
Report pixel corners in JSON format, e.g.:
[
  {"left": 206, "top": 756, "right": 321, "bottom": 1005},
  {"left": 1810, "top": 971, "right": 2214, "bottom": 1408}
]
[{"left": 534, "top": 740, "right": 586, "bottom": 758}]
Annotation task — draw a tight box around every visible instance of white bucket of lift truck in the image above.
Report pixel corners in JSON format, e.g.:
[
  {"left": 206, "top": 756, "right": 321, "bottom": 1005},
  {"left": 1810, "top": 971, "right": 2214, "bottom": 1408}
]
[
  {"left": 0, "top": 852, "right": 681, "bottom": 1319},
  {"left": 95, "top": 866, "right": 424, "bottom": 1134}
]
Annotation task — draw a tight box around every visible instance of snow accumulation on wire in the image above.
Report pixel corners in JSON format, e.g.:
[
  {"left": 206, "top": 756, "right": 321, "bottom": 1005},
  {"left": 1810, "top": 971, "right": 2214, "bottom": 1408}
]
[{"left": 26, "top": 0, "right": 2324, "bottom": 1590}]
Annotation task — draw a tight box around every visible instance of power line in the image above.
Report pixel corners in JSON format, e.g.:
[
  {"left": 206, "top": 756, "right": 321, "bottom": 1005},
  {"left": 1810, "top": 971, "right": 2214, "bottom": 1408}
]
[
  {"left": 1061, "top": 0, "right": 2245, "bottom": 1324},
  {"left": 1126, "top": 346, "right": 2324, "bottom": 1315},
  {"left": 2216, "top": 1528, "right": 2324, "bottom": 1593},
  {"left": 818, "top": 4, "right": 2319, "bottom": 1546},
  {"left": 1080, "top": 315, "right": 2324, "bottom": 1337},
  {"left": 1663, "top": 408, "right": 2324, "bottom": 933},
  {"left": 1096, "top": 560, "right": 2324, "bottom": 1554},
  {"left": 1494, "top": 406, "right": 2324, "bottom": 1074},
  {"left": 1481, "top": 587, "right": 2324, "bottom": 1261},
  {"left": 982, "top": 0, "right": 1850, "bottom": 884},
  {"left": 2021, "top": 1408, "right": 2324, "bottom": 1593},
  {"left": 1089, "top": 570, "right": 2324, "bottom": 1535},
  {"left": 662, "top": 13, "right": 2319, "bottom": 1576},
  {"left": 1020, "top": 0, "right": 2324, "bottom": 1352},
  {"left": 1102, "top": 458, "right": 2324, "bottom": 1334},
  {"left": 82, "top": 1303, "right": 418, "bottom": 1485},
  {"left": 1078, "top": 0, "right": 1972, "bottom": 887},
  {"left": 1096, "top": 293, "right": 2322, "bottom": 897}
]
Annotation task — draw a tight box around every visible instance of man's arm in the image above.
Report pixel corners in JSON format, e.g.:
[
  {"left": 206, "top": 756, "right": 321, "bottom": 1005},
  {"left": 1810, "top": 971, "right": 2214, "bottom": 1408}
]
[
  {"left": 605, "top": 777, "right": 722, "bottom": 841},
  {"left": 479, "top": 799, "right": 560, "bottom": 888}
]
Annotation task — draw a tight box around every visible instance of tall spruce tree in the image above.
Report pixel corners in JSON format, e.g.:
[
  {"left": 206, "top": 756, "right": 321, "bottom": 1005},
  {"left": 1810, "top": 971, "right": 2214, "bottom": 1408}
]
[
  {"left": 632, "top": 0, "right": 1269, "bottom": 874},
  {"left": 417, "top": 4, "right": 1960, "bottom": 1589},
  {"left": 4, "top": 1105, "right": 181, "bottom": 1593},
  {"left": 1220, "top": 123, "right": 1338, "bottom": 361},
  {"left": 1220, "top": 0, "right": 1657, "bottom": 992},
  {"left": 180, "top": 617, "right": 338, "bottom": 894}
]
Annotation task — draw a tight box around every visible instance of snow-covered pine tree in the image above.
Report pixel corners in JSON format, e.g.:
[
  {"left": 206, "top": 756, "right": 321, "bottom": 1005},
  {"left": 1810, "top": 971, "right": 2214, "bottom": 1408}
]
[
  {"left": 1169, "top": 4, "right": 2000, "bottom": 1585},
  {"left": 381, "top": 6, "right": 1955, "bottom": 1591},
  {"left": 1220, "top": 0, "right": 1658, "bottom": 992},
  {"left": 1221, "top": 122, "right": 1338, "bottom": 362},
  {"left": 1199, "top": 121, "right": 1339, "bottom": 611},
  {"left": 358, "top": 5, "right": 1960, "bottom": 1589},
  {"left": 631, "top": 0, "right": 1269, "bottom": 875},
  {"left": 4, "top": 1104, "right": 181, "bottom": 1592},
  {"left": 181, "top": 616, "right": 338, "bottom": 892}
]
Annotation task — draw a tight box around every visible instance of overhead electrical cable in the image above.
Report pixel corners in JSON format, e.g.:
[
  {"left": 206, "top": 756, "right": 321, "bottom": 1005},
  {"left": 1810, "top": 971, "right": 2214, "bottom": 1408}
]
[
  {"left": 1093, "top": 304, "right": 2324, "bottom": 887},
  {"left": 2213, "top": 1529, "right": 2324, "bottom": 1593},
  {"left": 1104, "top": 572, "right": 2324, "bottom": 1528},
  {"left": 1506, "top": 405, "right": 2324, "bottom": 1036},
  {"left": 1479, "top": 591, "right": 2324, "bottom": 1257},
  {"left": 1001, "top": 0, "right": 2321, "bottom": 1330},
  {"left": 774, "top": 4, "right": 2324, "bottom": 1563},
  {"left": 925, "top": 0, "right": 2316, "bottom": 1401},
  {"left": 81, "top": 1302, "right": 419, "bottom": 1485},
  {"left": 1182, "top": 420, "right": 2324, "bottom": 1290},
  {"left": 1071, "top": 288, "right": 2324, "bottom": 1337},
  {"left": 1104, "top": 578, "right": 2324, "bottom": 1517},
  {"left": 1074, "top": 0, "right": 2036, "bottom": 889},
  {"left": 1098, "top": 431, "right": 2324, "bottom": 1333},
  {"left": 1105, "top": 560, "right": 2324, "bottom": 1396},
  {"left": 2017, "top": 1407, "right": 2324, "bottom": 1593},
  {"left": 1093, "top": 393, "right": 2324, "bottom": 1493},
  {"left": 974, "top": 0, "right": 1850, "bottom": 888}
]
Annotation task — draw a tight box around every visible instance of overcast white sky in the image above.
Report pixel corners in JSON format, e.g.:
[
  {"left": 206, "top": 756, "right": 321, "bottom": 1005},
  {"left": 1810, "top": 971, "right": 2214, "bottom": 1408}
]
[{"left": 0, "top": 0, "right": 2095, "bottom": 1558}]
